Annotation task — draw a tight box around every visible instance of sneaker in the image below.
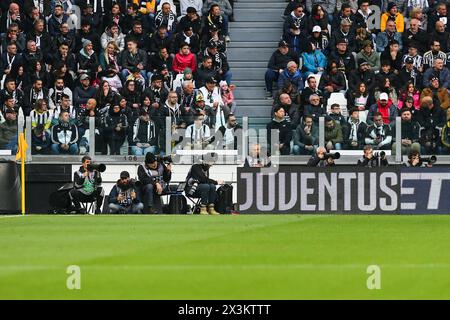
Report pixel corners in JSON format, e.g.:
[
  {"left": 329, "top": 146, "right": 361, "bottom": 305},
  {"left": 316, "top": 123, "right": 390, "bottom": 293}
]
[
  {"left": 265, "top": 91, "right": 273, "bottom": 99},
  {"left": 225, "top": 35, "right": 231, "bottom": 42},
  {"left": 79, "top": 146, "right": 87, "bottom": 155}
]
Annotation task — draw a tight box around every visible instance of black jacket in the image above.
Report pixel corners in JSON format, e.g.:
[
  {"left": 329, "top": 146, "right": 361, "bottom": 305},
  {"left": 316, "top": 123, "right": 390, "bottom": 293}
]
[
  {"left": 267, "top": 48, "right": 300, "bottom": 71},
  {"left": 137, "top": 162, "right": 171, "bottom": 187}
]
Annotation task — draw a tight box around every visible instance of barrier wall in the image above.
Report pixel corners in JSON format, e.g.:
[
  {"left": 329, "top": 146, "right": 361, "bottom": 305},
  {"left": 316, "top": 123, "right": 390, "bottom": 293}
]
[
  {"left": 0, "top": 160, "right": 21, "bottom": 214},
  {"left": 237, "top": 166, "right": 450, "bottom": 214}
]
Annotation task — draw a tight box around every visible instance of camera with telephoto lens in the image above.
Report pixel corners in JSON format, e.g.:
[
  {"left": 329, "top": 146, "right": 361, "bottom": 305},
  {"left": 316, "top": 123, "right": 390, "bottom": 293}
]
[
  {"left": 323, "top": 152, "right": 340, "bottom": 160},
  {"left": 87, "top": 163, "right": 106, "bottom": 172},
  {"left": 130, "top": 179, "right": 142, "bottom": 189},
  {"left": 422, "top": 155, "right": 437, "bottom": 164},
  {"left": 373, "top": 151, "right": 386, "bottom": 159}
]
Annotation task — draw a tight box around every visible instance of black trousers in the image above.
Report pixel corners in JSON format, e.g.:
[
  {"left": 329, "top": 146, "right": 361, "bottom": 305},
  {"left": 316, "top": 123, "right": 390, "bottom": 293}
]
[{"left": 69, "top": 188, "right": 104, "bottom": 210}]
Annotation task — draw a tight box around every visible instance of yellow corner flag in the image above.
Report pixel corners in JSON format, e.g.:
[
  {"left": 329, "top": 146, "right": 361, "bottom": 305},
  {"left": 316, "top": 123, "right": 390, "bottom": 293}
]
[{"left": 16, "top": 133, "right": 28, "bottom": 215}]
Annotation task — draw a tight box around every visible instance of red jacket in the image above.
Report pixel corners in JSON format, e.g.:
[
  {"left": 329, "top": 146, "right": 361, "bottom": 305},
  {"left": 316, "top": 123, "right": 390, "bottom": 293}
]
[{"left": 172, "top": 53, "right": 197, "bottom": 74}]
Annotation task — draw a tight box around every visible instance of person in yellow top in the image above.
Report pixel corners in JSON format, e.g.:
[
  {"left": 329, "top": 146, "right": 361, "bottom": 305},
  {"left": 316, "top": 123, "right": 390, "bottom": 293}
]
[
  {"left": 133, "top": 0, "right": 157, "bottom": 16},
  {"left": 380, "top": 2, "right": 405, "bottom": 33}
]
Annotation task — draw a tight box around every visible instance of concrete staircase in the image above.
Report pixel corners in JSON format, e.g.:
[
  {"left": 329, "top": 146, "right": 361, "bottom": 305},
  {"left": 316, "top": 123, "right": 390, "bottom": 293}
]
[{"left": 229, "top": 0, "right": 285, "bottom": 121}]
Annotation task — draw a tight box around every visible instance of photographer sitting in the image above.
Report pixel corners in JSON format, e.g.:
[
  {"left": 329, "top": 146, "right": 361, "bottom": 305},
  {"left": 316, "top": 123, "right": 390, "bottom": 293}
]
[
  {"left": 405, "top": 151, "right": 436, "bottom": 168},
  {"left": 306, "top": 147, "right": 338, "bottom": 167},
  {"left": 137, "top": 152, "right": 172, "bottom": 214},
  {"left": 185, "top": 154, "right": 224, "bottom": 215},
  {"left": 108, "top": 171, "right": 144, "bottom": 214},
  {"left": 357, "top": 145, "right": 389, "bottom": 167},
  {"left": 69, "top": 156, "right": 104, "bottom": 214}
]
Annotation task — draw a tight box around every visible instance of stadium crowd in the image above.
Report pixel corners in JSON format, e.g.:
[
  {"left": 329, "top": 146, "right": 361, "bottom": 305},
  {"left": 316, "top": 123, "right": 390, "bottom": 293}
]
[
  {"left": 0, "top": 0, "right": 449, "bottom": 158},
  {"left": 0, "top": 0, "right": 237, "bottom": 155},
  {"left": 266, "top": 0, "right": 450, "bottom": 156}
]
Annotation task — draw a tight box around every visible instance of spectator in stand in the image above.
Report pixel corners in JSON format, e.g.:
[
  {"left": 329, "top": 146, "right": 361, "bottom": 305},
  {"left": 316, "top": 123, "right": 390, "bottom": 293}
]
[
  {"left": 0, "top": 42, "right": 23, "bottom": 80},
  {"left": 154, "top": 2, "right": 178, "bottom": 35},
  {"left": 77, "top": 39, "right": 101, "bottom": 80},
  {"left": 431, "top": 21, "right": 450, "bottom": 53},
  {"left": 417, "top": 95, "right": 446, "bottom": 130},
  {"left": 173, "top": 25, "right": 201, "bottom": 55},
  {"left": 278, "top": 61, "right": 304, "bottom": 92},
  {"left": 184, "top": 114, "right": 213, "bottom": 150},
  {"left": 283, "top": 3, "right": 309, "bottom": 53},
  {"left": 273, "top": 93, "right": 300, "bottom": 129},
  {"left": 308, "top": 5, "right": 329, "bottom": 36},
  {"left": 180, "top": 1, "right": 203, "bottom": 17},
  {"left": 423, "top": 58, "right": 450, "bottom": 89},
  {"left": 308, "top": 25, "right": 330, "bottom": 52},
  {"left": 374, "top": 77, "right": 398, "bottom": 105},
  {"left": 72, "top": 74, "right": 95, "bottom": 109},
  {"left": 354, "top": 0, "right": 377, "bottom": 31},
  {"left": 330, "top": 19, "right": 356, "bottom": 53},
  {"left": 332, "top": 3, "right": 355, "bottom": 34},
  {"left": 318, "top": 60, "right": 347, "bottom": 100},
  {"left": 393, "top": 108, "right": 421, "bottom": 155},
  {"left": 402, "top": 18, "right": 428, "bottom": 54},
  {"left": 120, "top": 38, "right": 148, "bottom": 81},
  {"left": 203, "top": 3, "right": 231, "bottom": 42},
  {"left": 172, "top": 42, "right": 197, "bottom": 75},
  {"left": 376, "top": 60, "right": 399, "bottom": 90},
  {"left": 399, "top": 55, "right": 423, "bottom": 88},
  {"left": 421, "top": 76, "right": 450, "bottom": 110},
  {"left": 306, "top": 0, "right": 337, "bottom": 22},
  {"left": 324, "top": 115, "right": 343, "bottom": 151},
  {"left": 200, "top": 42, "right": 232, "bottom": 84},
  {"left": 104, "top": 104, "right": 128, "bottom": 155},
  {"left": 347, "top": 82, "right": 375, "bottom": 115},
  {"left": 380, "top": 39, "right": 403, "bottom": 73},
  {"left": 427, "top": 2, "right": 448, "bottom": 34},
  {"left": 365, "top": 112, "right": 393, "bottom": 150},
  {"left": 329, "top": 38, "right": 356, "bottom": 76},
  {"left": 101, "top": 23, "right": 126, "bottom": 52},
  {"left": 23, "top": 78, "right": 49, "bottom": 115},
  {"left": 131, "top": 110, "right": 160, "bottom": 155},
  {"left": 219, "top": 81, "right": 236, "bottom": 115},
  {"left": 349, "top": 60, "right": 377, "bottom": 97},
  {"left": 265, "top": 40, "right": 300, "bottom": 99},
  {"left": 30, "top": 99, "right": 53, "bottom": 132},
  {"left": 51, "top": 110, "right": 79, "bottom": 155},
  {"left": 423, "top": 40, "right": 447, "bottom": 70},
  {"left": 49, "top": 77, "right": 73, "bottom": 110},
  {"left": 53, "top": 94, "right": 76, "bottom": 125},
  {"left": 356, "top": 40, "right": 381, "bottom": 73},
  {"left": 76, "top": 20, "right": 102, "bottom": 54},
  {"left": 302, "top": 74, "right": 324, "bottom": 106},
  {"left": 266, "top": 105, "right": 292, "bottom": 155},
  {"left": 367, "top": 92, "right": 397, "bottom": 126},
  {"left": 376, "top": 20, "right": 403, "bottom": 53},
  {"left": 302, "top": 42, "right": 327, "bottom": 78},
  {"left": 32, "top": 124, "right": 51, "bottom": 155},
  {"left": 398, "top": 81, "right": 421, "bottom": 109},
  {"left": 402, "top": 43, "right": 423, "bottom": 72},
  {"left": 0, "top": 109, "right": 18, "bottom": 153},
  {"left": 343, "top": 108, "right": 367, "bottom": 150},
  {"left": 293, "top": 114, "right": 319, "bottom": 155},
  {"left": 125, "top": 20, "right": 148, "bottom": 50},
  {"left": 328, "top": 103, "right": 347, "bottom": 128},
  {"left": 381, "top": 2, "right": 405, "bottom": 33},
  {"left": 178, "top": 8, "right": 203, "bottom": 38},
  {"left": 304, "top": 94, "right": 326, "bottom": 123}
]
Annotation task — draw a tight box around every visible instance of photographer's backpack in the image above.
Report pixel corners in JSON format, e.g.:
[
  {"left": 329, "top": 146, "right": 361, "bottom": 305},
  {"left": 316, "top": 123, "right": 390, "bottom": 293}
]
[
  {"left": 48, "top": 183, "right": 74, "bottom": 213},
  {"left": 166, "top": 194, "right": 188, "bottom": 214},
  {"left": 215, "top": 184, "right": 234, "bottom": 214}
]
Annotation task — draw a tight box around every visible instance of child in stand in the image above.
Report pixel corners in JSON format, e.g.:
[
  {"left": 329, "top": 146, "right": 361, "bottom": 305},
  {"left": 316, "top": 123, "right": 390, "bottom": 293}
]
[{"left": 220, "top": 80, "right": 236, "bottom": 114}]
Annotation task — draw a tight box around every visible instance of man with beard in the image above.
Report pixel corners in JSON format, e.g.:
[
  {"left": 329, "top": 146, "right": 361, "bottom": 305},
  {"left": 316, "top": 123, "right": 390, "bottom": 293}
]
[
  {"left": 199, "top": 42, "right": 231, "bottom": 84},
  {"left": 23, "top": 78, "right": 48, "bottom": 114},
  {"left": 108, "top": 171, "right": 144, "bottom": 214},
  {"left": 422, "top": 40, "right": 447, "bottom": 71},
  {"left": 72, "top": 74, "right": 95, "bottom": 109},
  {"left": 273, "top": 93, "right": 300, "bottom": 129}
]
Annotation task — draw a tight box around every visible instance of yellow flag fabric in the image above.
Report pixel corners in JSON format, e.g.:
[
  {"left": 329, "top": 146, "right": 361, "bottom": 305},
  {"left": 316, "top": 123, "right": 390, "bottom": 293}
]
[{"left": 15, "top": 133, "right": 28, "bottom": 161}]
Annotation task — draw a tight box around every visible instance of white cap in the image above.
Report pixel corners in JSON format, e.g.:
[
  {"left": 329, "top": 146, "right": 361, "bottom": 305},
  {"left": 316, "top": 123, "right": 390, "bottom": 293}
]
[
  {"left": 379, "top": 92, "right": 389, "bottom": 101},
  {"left": 312, "top": 26, "right": 321, "bottom": 33}
]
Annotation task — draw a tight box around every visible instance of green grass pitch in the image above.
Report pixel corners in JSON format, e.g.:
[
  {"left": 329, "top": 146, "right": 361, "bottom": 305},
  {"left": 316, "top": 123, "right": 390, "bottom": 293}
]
[{"left": 1, "top": 214, "right": 450, "bottom": 299}]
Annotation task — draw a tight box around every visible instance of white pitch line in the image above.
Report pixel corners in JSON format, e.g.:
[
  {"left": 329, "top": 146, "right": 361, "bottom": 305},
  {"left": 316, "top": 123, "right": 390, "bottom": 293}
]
[
  {"left": 0, "top": 215, "right": 23, "bottom": 219},
  {"left": 2, "top": 264, "right": 450, "bottom": 271}
]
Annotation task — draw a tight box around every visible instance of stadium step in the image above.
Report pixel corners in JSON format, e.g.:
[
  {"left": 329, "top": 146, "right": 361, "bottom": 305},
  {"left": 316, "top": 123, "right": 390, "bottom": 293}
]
[
  {"left": 229, "top": 0, "right": 284, "bottom": 124},
  {"left": 234, "top": 9, "right": 284, "bottom": 22},
  {"left": 232, "top": 68, "right": 266, "bottom": 81},
  {"left": 229, "top": 28, "right": 282, "bottom": 42}
]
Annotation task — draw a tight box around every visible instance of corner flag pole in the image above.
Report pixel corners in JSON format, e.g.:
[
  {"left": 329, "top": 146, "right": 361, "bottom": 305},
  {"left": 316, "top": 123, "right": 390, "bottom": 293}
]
[{"left": 16, "top": 132, "right": 28, "bottom": 215}]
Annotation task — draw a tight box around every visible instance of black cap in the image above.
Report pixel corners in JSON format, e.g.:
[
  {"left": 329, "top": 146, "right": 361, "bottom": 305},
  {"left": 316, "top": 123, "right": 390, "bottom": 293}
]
[
  {"left": 430, "top": 76, "right": 439, "bottom": 82},
  {"left": 151, "top": 74, "right": 163, "bottom": 82},
  {"left": 145, "top": 152, "right": 157, "bottom": 164},
  {"left": 158, "top": 64, "right": 168, "bottom": 72},
  {"left": 336, "top": 38, "right": 348, "bottom": 45},
  {"left": 358, "top": 59, "right": 369, "bottom": 66},
  {"left": 405, "top": 57, "right": 414, "bottom": 64},
  {"left": 206, "top": 77, "right": 217, "bottom": 84},
  {"left": 278, "top": 40, "right": 289, "bottom": 47},
  {"left": 186, "top": 7, "right": 197, "bottom": 14},
  {"left": 120, "top": 171, "right": 130, "bottom": 179}
]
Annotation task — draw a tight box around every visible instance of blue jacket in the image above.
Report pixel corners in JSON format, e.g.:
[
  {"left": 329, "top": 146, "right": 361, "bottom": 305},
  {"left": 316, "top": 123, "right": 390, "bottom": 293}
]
[
  {"left": 278, "top": 69, "right": 304, "bottom": 91},
  {"left": 423, "top": 67, "right": 450, "bottom": 89},
  {"left": 302, "top": 50, "right": 327, "bottom": 77},
  {"left": 375, "top": 31, "right": 403, "bottom": 53}
]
